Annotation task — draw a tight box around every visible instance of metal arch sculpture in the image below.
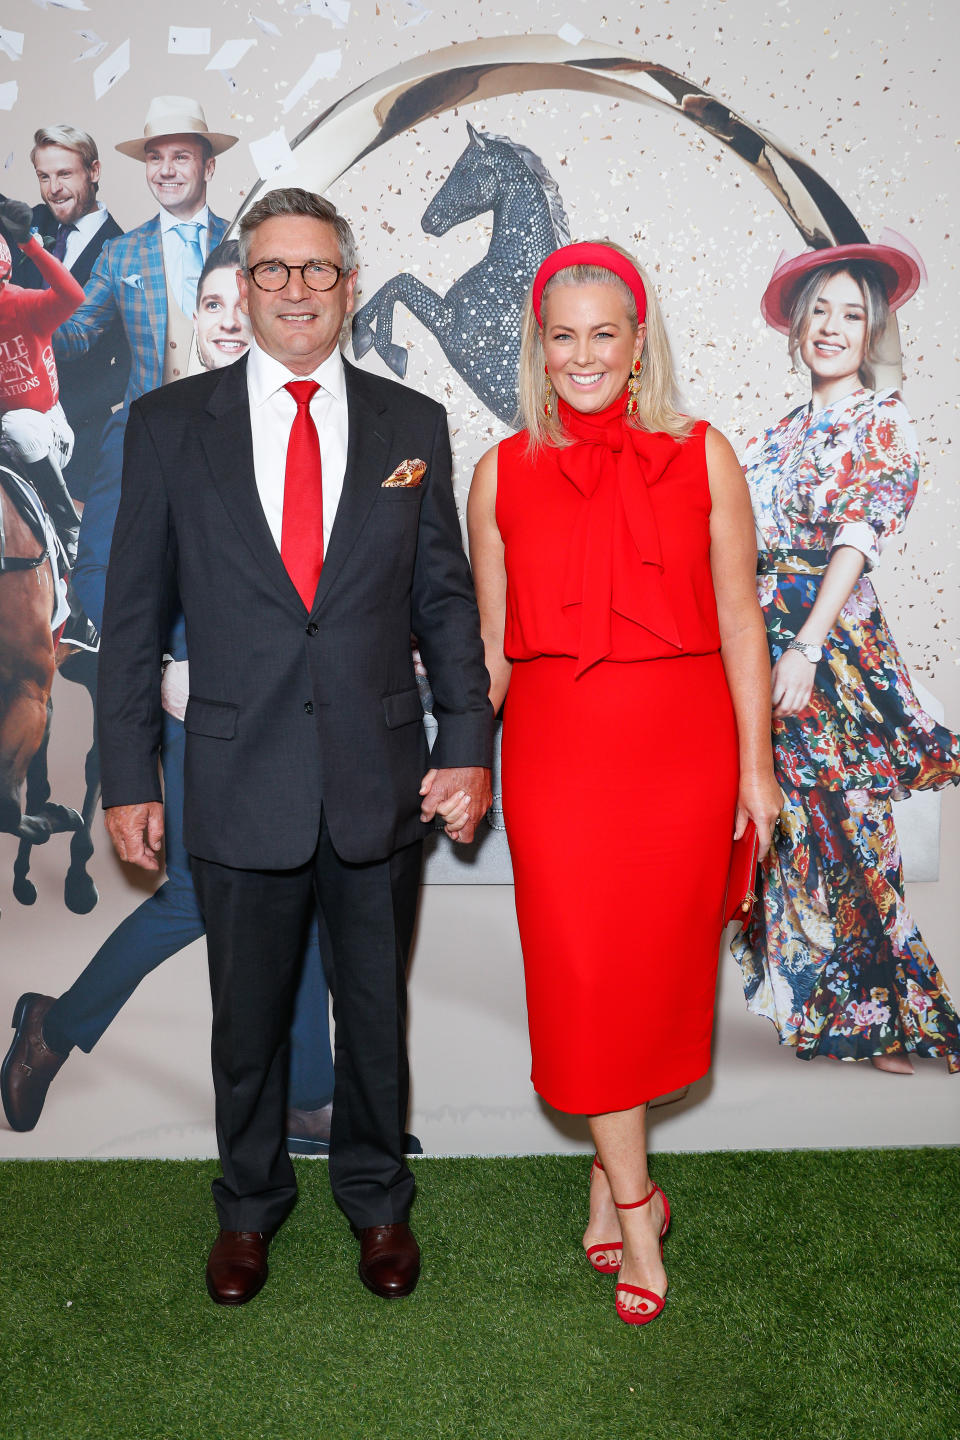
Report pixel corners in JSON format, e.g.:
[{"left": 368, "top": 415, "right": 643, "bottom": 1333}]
[{"left": 233, "top": 33, "right": 901, "bottom": 388}]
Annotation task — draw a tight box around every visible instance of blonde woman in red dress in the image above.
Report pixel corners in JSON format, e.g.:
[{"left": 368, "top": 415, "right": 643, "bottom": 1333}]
[{"left": 466, "top": 242, "right": 781, "bottom": 1325}]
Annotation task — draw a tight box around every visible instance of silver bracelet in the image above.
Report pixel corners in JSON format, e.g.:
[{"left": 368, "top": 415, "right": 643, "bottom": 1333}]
[{"left": 787, "top": 639, "right": 822, "bottom": 663}]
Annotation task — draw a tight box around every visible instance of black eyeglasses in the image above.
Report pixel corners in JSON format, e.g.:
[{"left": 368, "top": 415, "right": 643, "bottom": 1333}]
[{"left": 246, "top": 259, "right": 347, "bottom": 292}]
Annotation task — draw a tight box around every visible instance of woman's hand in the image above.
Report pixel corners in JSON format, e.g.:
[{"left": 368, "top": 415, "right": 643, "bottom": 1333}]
[
  {"left": 734, "top": 770, "right": 784, "bottom": 853},
  {"left": 771, "top": 647, "right": 817, "bottom": 718}
]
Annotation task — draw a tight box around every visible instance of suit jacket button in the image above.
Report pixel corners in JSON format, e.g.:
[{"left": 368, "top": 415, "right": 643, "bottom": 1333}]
[
  {"left": 303, "top": 701, "right": 314, "bottom": 715},
  {"left": 306, "top": 622, "right": 319, "bottom": 635}
]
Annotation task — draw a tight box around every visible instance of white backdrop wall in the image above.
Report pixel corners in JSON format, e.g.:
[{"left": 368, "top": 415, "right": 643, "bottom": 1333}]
[{"left": 1, "top": 0, "right": 958, "bottom": 1158}]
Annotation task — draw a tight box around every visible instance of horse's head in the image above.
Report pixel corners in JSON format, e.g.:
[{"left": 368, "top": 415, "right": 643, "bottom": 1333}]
[{"left": 421, "top": 123, "right": 502, "bottom": 236}]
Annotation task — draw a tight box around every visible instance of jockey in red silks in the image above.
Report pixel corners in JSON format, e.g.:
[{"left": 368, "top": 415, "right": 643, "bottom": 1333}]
[{"left": 0, "top": 198, "right": 85, "bottom": 567}]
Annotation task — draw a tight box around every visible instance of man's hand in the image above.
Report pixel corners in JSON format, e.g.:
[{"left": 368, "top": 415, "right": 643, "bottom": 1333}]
[
  {"left": 419, "top": 766, "right": 493, "bottom": 844},
  {"left": 0, "top": 198, "right": 33, "bottom": 246},
  {"left": 104, "top": 802, "right": 165, "bottom": 871}
]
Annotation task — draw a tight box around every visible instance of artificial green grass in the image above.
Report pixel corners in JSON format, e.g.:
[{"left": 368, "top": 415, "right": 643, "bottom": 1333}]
[{"left": 1, "top": 1151, "right": 958, "bottom": 1440}]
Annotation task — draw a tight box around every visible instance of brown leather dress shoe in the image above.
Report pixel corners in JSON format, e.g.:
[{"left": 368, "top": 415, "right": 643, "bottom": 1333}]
[
  {"left": 205, "top": 1230, "right": 269, "bottom": 1306},
  {"left": 1, "top": 994, "right": 67, "bottom": 1132},
  {"left": 358, "top": 1222, "right": 420, "bottom": 1299}
]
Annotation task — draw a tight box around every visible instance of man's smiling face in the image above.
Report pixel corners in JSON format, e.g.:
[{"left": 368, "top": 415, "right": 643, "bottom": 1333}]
[
  {"left": 144, "top": 135, "right": 214, "bottom": 220},
  {"left": 237, "top": 215, "right": 357, "bottom": 376}
]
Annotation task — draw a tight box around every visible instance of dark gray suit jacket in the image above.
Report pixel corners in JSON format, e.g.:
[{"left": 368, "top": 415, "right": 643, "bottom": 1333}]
[
  {"left": 17, "top": 205, "right": 130, "bottom": 500},
  {"left": 97, "top": 354, "right": 493, "bottom": 868}
]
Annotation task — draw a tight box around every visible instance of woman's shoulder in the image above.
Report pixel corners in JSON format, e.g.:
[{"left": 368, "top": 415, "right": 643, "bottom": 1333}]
[
  {"left": 864, "top": 386, "right": 914, "bottom": 424},
  {"left": 841, "top": 387, "right": 917, "bottom": 450},
  {"left": 496, "top": 428, "right": 532, "bottom": 460}
]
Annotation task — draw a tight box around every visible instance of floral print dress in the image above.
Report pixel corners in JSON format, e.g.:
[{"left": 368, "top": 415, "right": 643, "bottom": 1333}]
[{"left": 733, "top": 387, "right": 960, "bottom": 1070}]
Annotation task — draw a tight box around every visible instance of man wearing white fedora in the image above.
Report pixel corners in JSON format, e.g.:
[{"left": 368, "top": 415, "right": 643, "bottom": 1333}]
[
  {"left": 54, "top": 95, "right": 234, "bottom": 618},
  {"left": 53, "top": 95, "right": 235, "bottom": 407}
]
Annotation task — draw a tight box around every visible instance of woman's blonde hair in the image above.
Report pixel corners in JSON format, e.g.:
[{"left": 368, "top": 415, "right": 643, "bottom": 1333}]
[
  {"left": 516, "top": 240, "right": 695, "bottom": 448},
  {"left": 787, "top": 261, "right": 890, "bottom": 390}
]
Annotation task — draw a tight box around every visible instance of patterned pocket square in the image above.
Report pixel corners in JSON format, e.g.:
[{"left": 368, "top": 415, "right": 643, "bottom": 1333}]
[
  {"left": 122, "top": 273, "right": 144, "bottom": 291},
  {"left": 382, "top": 458, "right": 426, "bottom": 488}
]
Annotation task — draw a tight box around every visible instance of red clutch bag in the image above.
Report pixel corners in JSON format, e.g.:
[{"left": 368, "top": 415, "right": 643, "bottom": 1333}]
[{"left": 723, "top": 820, "right": 761, "bottom": 927}]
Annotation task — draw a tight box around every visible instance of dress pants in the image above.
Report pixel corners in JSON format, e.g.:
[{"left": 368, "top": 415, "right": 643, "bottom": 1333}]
[
  {"left": 45, "top": 710, "right": 335, "bottom": 1110},
  {"left": 191, "top": 814, "right": 422, "bottom": 1235}
]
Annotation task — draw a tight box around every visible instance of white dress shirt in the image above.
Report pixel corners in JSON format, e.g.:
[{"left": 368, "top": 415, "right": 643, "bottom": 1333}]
[
  {"left": 245, "top": 337, "right": 349, "bottom": 554},
  {"left": 159, "top": 203, "right": 210, "bottom": 312},
  {"left": 63, "top": 203, "right": 109, "bottom": 271}
]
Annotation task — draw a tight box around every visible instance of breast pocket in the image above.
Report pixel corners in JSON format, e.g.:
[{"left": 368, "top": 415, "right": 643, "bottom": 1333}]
[{"left": 376, "top": 486, "right": 424, "bottom": 507}]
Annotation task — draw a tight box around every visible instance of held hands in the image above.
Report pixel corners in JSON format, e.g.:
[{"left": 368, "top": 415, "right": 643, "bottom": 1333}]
[
  {"left": 771, "top": 648, "right": 817, "bottom": 718},
  {"left": 419, "top": 766, "right": 493, "bottom": 844},
  {"left": 104, "top": 802, "right": 165, "bottom": 872}
]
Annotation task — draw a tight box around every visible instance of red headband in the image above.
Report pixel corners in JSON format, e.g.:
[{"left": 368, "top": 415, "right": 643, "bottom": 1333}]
[{"left": 532, "top": 242, "right": 647, "bottom": 326}]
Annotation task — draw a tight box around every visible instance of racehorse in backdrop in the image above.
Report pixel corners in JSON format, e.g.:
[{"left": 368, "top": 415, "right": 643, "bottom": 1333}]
[
  {"left": 352, "top": 122, "right": 570, "bottom": 424},
  {"left": 0, "top": 466, "right": 82, "bottom": 909}
]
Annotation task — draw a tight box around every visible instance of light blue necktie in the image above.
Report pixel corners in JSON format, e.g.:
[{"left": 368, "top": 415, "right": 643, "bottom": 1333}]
[{"left": 174, "top": 221, "right": 204, "bottom": 316}]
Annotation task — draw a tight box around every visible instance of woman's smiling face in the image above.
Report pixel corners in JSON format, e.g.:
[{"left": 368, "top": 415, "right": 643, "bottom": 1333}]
[
  {"left": 541, "top": 282, "right": 645, "bottom": 415},
  {"left": 799, "top": 269, "right": 868, "bottom": 391}
]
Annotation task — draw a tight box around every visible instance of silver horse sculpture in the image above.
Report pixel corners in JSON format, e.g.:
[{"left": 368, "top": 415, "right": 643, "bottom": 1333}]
[{"left": 352, "top": 122, "right": 570, "bottom": 424}]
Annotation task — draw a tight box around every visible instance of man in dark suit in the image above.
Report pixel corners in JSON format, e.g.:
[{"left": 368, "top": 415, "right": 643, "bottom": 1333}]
[
  {"left": 16, "top": 126, "right": 130, "bottom": 505},
  {"left": 96, "top": 187, "right": 493, "bottom": 1306}
]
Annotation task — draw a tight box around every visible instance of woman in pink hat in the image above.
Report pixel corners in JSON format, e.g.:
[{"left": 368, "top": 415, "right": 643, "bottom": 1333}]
[{"left": 733, "top": 236, "right": 960, "bottom": 1073}]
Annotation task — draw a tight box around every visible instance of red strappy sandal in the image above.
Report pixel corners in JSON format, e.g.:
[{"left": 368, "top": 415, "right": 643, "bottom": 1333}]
[
  {"left": 584, "top": 1156, "right": 622, "bottom": 1276},
  {"left": 613, "top": 1183, "right": 670, "bottom": 1326}
]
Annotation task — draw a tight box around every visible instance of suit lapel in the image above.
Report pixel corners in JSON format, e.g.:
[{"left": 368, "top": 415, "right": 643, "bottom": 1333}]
[
  {"left": 201, "top": 356, "right": 305, "bottom": 611},
  {"left": 311, "top": 360, "right": 390, "bottom": 614},
  {"left": 72, "top": 227, "right": 111, "bottom": 287},
  {"left": 139, "top": 219, "right": 166, "bottom": 376},
  {"left": 207, "top": 213, "right": 228, "bottom": 252}
]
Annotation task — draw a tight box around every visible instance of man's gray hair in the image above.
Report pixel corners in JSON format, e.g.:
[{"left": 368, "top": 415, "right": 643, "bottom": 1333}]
[
  {"left": 30, "top": 125, "right": 100, "bottom": 188},
  {"left": 238, "top": 187, "right": 359, "bottom": 274}
]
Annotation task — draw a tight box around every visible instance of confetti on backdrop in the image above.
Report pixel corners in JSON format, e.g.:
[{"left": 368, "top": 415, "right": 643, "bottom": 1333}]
[
  {"left": 281, "top": 49, "right": 342, "bottom": 113},
  {"left": 292, "top": 0, "right": 350, "bottom": 22},
  {"left": 250, "top": 14, "right": 282, "bottom": 37},
  {"left": 249, "top": 126, "right": 296, "bottom": 179},
  {"left": 74, "top": 29, "right": 108, "bottom": 61},
  {"left": 206, "top": 37, "right": 257, "bottom": 71},
  {"left": 557, "top": 23, "right": 584, "bottom": 45},
  {"left": 397, "top": 1, "right": 431, "bottom": 27},
  {"left": 0, "top": 80, "right": 19, "bottom": 109},
  {"left": 0, "top": 27, "right": 23, "bottom": 61},
  {"left": 32, "top": 0, "right": 89, "bottom": 10},
  {"left": 168, "top": 27, "right": 212, "bottom": 56},
  {"left": 92, "top": 38, "right": 129, "bottom": 99}
]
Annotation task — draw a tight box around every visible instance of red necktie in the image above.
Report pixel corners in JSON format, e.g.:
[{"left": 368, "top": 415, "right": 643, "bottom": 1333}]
[{"left": 281, "top": 380, "right": 324, "bottom": 607}]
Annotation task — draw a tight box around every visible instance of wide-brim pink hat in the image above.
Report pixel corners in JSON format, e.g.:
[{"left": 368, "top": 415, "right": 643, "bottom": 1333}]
[{"left": 760, "top": 229, "right": 926, "bottom": 334}]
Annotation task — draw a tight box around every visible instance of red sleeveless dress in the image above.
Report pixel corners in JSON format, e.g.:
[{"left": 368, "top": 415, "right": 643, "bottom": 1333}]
[{"left": 496, "top": 396, "right": 739, "bottom": 1112}]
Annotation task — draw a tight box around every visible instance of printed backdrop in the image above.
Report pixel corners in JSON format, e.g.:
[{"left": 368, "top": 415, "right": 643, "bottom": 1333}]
[{"left": 0, "top": 0, "right": 958, "bottom": 1158}]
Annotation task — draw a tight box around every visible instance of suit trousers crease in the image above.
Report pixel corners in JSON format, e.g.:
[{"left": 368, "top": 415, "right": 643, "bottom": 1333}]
[{"left": 191, "top": 813, "right": 422, "bottom": 1233}]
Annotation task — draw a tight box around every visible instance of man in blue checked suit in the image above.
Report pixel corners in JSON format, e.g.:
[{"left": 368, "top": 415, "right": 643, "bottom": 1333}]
[
  {"left": 1, "top": 100, "right": 336, "bottom": 1153},
  {"left": 57, "top": 96, "right": 236, "bottom": 617},
  {"left": 54, "top": 95, "right": 234, "bottom": 405}
]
